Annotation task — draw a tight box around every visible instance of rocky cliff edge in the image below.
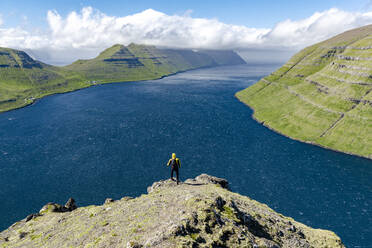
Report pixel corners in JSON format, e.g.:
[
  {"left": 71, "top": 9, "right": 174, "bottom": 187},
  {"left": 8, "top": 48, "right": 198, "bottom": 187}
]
[{"left": 0, "top": 174, "right": 344, "bottom": 248}]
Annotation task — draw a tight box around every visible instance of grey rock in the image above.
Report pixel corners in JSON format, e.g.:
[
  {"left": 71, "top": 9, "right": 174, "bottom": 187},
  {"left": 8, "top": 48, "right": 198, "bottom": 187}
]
[
  {"left": 215, "top": 196, "right": 226, "bottom": 210},
  {"left": 19, "top": 232, "right": 27, "bottom": 239},
  {"left": 64, "top": 198, "right": 77, "bottom": 211},
  {"left": 39, "top": 203, "right": 65, "bottom": 214},
  {"left": 39, "top": 198, "right": 77, "bottom": 214},
  {"left": 121, "top": 196, "right": 133, "bottom": 201},
  {"left": 289, "top": 225, "right": 297, "bottom": 232},
  {"left": 104, "top": 198, "right": 115, "bottom": 204},
  {"left": 194, "top": 174, "right": 229, "bottom": 189},
  {"left": 25, "top": 213, "right": 40, "bottom": 222}
]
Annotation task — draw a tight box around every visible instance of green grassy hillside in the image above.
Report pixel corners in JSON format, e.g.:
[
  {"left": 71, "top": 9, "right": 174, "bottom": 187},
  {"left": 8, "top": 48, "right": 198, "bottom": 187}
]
[
  {"left": 64, "top": 43, "right": 245, "bottom": 82},
  {"left": 236, "top": 25, "right": 372, "bottom": 159},
  {"left": 0, "top": 44, "right": 245, "bottom": 113},
  {"left": 0, "top": 47, "right": 88, "bottom": 112}
]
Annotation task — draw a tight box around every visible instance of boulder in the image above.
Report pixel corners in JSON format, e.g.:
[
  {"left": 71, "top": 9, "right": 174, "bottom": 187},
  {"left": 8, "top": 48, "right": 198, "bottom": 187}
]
[
  {"left": 25, "top": 213, "right": 40, "bottom": 222},
  {"left": 194, "top": 174, "right": 229, "bottom": 189},
  {"left": 39, "top": 198, "right": 77, "bottom": 214},
  {"left": 39, "top": 203, "right": 65, "bottom": 214},
  {"left": 104, "top": 198, "right": 115, "bottom": 204},
  {"left": 64, "top": 198, "right": 77, "bottom": 211}
]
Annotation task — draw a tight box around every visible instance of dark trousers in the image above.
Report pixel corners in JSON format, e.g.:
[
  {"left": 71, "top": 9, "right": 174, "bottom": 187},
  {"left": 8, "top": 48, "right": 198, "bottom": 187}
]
[{"left": 171, "top": 166, "right": 179, "bottom": 182}]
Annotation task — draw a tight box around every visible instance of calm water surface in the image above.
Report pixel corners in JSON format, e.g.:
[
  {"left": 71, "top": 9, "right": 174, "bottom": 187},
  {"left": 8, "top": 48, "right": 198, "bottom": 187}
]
[{"left": 0, "top": 65, "right": 371, "bottom": 247}]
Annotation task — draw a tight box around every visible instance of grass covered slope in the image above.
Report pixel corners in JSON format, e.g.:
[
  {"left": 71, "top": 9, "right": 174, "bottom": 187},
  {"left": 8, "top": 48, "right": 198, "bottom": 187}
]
[
  {"left": 236, "top": 25, "right": 372, "bottom": 159},
  {"left": 0, "top": 174, "right": 344, "bottom": 248},
  {"left": 0, "top": 47, "right": 88, "bottom": 112},
  {"left": 65, "top": 43, "right": 246, "bottom": 83},
  {"left": 0, "top": 44, "right": 245, "bottom": 113}
]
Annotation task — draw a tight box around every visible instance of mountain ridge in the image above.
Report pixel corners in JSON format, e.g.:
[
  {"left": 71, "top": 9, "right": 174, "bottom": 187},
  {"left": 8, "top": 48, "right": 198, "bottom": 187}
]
[
  {"left": 236, "top": 25, "right": 372, "bottom": 159},
  {"left": 0, "top": 44, "right": 246, "bottom": 113}
]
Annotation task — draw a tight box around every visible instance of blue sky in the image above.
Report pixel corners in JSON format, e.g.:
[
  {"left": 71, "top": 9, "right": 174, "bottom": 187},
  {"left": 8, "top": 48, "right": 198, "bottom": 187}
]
[
  {"left": 2, "top": 0, "right": 372, "bottom": 64},
  {"left": 1, "top": 0, "right": 371, "bottom": 28}
]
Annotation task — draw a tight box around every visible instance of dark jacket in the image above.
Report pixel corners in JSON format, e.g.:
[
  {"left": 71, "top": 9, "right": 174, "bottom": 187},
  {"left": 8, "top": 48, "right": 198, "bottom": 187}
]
[{"left": 167, "top": 158, "right": 181, "bottom": 168}]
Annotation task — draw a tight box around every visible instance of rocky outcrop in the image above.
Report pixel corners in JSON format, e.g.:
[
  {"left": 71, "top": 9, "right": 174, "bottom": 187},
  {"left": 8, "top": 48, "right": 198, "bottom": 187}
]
[
  {"left": 39, "top": 198, "right": 77, "bottom": 214},
  {"left": 192, "top": 174, "right": 229, "bottom": 189},
  {"left": 147, "top": 174, "right": 228, "bottom": 194},
  {"left": 0, "top": 175, "right": 344, "bottom": 248}
]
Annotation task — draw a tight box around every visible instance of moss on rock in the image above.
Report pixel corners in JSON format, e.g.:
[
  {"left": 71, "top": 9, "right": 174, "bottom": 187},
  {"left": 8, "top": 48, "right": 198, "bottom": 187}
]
[{"left": 0, "top": 174, "right": 344, "bottom": 248}]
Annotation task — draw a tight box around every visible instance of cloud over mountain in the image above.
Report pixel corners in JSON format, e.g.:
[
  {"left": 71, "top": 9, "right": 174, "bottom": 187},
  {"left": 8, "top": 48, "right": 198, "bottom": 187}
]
[
  {"left": 44, "top": 7, "right": 269, "bottom": 51},
  {"left": 263, "top": 8, "right": 372, "bottom": 47},
  {"left": 1, "top": 7, "right": 372, "bottom": 64}
]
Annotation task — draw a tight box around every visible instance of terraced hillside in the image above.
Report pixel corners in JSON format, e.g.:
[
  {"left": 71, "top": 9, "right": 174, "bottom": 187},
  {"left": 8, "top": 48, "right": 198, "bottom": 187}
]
[
  {"left": 236, "top": 25, "right": 372, "bottom": 159},
  {"left": 65, "top": 43, "right": 246, "bottom": 83},
  {"left": 0, "top": 44, "right": 245, "bottom": 113}
]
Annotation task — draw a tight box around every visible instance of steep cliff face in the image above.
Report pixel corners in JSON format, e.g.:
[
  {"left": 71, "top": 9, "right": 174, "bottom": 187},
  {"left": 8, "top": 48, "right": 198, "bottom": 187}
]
[
  {"left": 236, "top": 25, "right": 372, "bottom": 159},
  {"left": 0, "top": 174, "right": 344, "bottom": 248}
]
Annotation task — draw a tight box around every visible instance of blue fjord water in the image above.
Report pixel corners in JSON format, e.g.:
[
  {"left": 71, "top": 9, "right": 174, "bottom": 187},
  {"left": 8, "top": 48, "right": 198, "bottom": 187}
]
[{"left": 0, "top": 64, "right": 371, "bottom": 247}]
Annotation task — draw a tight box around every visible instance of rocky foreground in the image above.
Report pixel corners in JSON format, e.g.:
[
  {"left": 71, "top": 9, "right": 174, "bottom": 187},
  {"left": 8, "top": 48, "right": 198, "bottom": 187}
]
[{"left": 0, "top": 174, "right": 344, "bottom": 247}]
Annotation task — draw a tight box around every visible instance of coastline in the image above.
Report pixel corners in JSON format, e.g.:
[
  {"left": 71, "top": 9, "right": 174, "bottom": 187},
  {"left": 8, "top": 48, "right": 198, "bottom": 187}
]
[
  {"left": 235, "top": 93, "right": 372, "bottom": 162},
  {"left": 3, "top": 61, "right": 371, "bottom": 162},
  {"left": 0, "top": 64, "right": 229, "bottom": 115}
]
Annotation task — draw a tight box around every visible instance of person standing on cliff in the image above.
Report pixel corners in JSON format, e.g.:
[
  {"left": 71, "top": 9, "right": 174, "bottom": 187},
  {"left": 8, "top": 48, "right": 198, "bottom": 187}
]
[{"left": 167, "top": 153, "right": 181, "bottom": 184}]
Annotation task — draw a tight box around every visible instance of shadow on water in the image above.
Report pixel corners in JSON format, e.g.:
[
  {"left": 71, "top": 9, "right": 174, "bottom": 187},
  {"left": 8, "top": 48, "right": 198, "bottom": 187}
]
[{"left": 0, "top": 64, "right": 371, "bottom": 247}]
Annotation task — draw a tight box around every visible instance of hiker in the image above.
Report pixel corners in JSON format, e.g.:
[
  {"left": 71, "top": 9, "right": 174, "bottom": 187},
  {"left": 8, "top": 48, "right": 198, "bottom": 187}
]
[{"left": 167, "top": 153, "right": 181, "bottom": 184}]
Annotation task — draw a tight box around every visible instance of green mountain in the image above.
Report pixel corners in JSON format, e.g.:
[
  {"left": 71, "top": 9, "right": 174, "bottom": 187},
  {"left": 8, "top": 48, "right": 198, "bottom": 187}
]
[
  {"left": 0, "top": 44, "right": 245, "bottom": 113},
  {"left": 236, "top": 25, "right": 372, "bottom": 159},
  {"left": 0, "top": 47, "right": 87, "bottom": 112},
  {"left": 65, "top": 43, "right": 245, "bottom": 82},
  {"left": 0, "top": 174, "right": 344, "bottom": 247}
]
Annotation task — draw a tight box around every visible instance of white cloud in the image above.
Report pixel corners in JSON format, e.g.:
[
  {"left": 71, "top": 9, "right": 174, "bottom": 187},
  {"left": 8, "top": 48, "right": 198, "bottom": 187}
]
[
  {"left": 263, "top": 8, "right": 372, "bottom": 47},
  {"left": 0, "top": 27, "right": 48, "bottom": 49},
  {"left": 1, "top": 7, "right": 372, "bottom": 65},
  {"left": 43, "top": 7, "right": 269, "bottom": 51}
]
